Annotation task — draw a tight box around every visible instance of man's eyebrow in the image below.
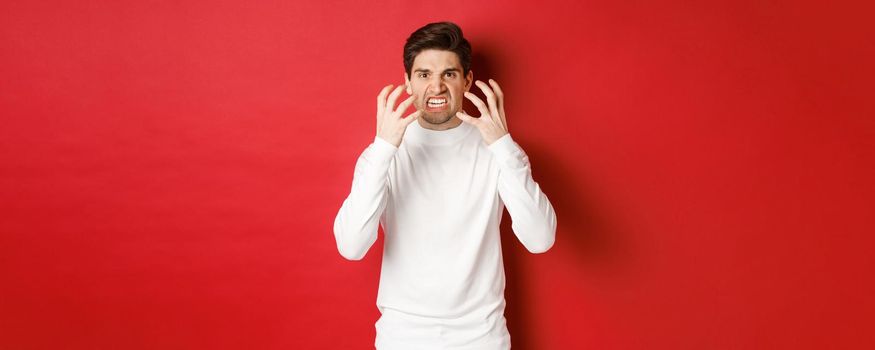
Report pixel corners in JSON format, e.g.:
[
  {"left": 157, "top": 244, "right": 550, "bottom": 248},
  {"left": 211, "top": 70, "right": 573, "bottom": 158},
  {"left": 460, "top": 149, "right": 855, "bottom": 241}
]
[{"left": 413, "top": 68, "right": 461, "bottom": 73}]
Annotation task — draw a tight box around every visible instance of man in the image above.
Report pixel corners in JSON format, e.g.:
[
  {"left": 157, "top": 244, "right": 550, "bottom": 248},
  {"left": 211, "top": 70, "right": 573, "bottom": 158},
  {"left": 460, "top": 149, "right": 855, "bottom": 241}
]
[{"left": 333, "top": 21, "right": 557, "bottom": 350}]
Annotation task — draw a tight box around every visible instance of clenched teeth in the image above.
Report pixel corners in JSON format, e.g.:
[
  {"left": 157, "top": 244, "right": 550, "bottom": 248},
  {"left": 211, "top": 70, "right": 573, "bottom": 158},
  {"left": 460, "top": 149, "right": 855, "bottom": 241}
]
[{"left": 427, "top": 97, "right": 447, "bottom": 106}]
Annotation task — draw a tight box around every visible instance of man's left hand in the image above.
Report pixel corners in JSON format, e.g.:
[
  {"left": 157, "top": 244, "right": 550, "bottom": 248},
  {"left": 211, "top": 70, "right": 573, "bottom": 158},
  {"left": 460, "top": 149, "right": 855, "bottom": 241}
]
[{"left": 456, "top": 79, "right": 509, "bottom": 145}]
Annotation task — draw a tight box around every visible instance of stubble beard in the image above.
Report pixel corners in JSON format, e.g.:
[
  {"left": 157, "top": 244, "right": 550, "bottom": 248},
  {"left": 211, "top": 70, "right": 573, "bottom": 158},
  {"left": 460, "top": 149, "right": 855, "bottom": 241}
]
[
  {"left": 416, "top": 100, "right": 459, "bottom": 127},
  {"left": 421, "top": 110, "right": 455, "bottom": 125}
]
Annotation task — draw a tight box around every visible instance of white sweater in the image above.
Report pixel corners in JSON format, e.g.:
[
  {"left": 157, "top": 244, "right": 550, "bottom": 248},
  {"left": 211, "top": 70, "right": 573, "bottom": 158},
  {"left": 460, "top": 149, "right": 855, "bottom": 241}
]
[{"left": 333, "top": 119, "right": 557, "bottom": 349}]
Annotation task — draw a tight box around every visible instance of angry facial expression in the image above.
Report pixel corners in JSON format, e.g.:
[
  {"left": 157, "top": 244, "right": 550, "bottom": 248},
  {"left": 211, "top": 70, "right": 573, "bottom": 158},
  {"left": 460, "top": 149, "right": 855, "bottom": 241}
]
[{"left": 405, "top": 49, "right": 473, "bottom": 129}]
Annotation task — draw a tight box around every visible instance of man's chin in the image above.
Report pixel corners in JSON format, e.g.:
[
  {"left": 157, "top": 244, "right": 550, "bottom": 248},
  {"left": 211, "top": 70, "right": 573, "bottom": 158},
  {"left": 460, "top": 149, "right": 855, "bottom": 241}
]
[{"left": 421, "top": 111, "right": 456, "bottom": 125}]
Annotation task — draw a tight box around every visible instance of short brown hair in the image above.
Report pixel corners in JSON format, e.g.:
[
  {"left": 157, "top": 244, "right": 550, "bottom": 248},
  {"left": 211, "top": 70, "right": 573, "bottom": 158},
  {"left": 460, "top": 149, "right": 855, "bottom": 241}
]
[{"left": 403, "top": 22, "right": 472, "bottom": 77}]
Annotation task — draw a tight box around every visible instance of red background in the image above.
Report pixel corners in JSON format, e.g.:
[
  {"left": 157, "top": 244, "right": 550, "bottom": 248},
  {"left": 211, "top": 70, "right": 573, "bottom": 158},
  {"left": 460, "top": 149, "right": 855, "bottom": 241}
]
[{"left": 2, "top": 1, "right": 873, "bottom": 349}]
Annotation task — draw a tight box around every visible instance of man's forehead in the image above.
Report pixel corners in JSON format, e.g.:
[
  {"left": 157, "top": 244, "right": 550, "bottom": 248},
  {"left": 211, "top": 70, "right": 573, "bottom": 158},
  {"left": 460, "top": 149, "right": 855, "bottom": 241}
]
[{"left": 412, "top": 49, "right": 462, "bottom": 71}]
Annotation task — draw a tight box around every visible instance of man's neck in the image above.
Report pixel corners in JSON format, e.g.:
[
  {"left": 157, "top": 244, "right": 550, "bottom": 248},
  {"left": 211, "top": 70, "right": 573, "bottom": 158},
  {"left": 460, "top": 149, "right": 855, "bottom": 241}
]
[{"left": 418, "top": 116, "right": 463, "bottom": 131}]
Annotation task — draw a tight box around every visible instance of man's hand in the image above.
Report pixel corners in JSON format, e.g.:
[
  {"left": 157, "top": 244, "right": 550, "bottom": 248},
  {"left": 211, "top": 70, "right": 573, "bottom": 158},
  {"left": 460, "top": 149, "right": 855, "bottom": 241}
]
[
  {"left": 376, "top": 84, "right": 421, "bottom": 147},
  {"left": 456, "top": 79, "right": 509, "bottom": 145}
]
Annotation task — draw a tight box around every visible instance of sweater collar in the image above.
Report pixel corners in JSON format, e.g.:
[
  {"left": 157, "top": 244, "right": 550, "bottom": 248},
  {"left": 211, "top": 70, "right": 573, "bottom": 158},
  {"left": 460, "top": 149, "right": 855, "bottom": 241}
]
[{"left": 406, "top": 117, "right": 475, "bottom": 145}]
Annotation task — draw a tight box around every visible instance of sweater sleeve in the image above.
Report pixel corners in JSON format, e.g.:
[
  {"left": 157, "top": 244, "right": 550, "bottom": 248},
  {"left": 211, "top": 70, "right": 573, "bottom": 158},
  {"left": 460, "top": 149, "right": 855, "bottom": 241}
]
[
  {"left": 487, "top": 133, "right": 558, "bottom": 254},
  {"left": 332, "top": 136, "right": 397, "bottom": 260}
]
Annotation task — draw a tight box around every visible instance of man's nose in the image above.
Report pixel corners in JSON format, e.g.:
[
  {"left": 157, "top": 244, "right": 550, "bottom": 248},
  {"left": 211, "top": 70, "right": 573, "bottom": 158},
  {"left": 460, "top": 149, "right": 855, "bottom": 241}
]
[{"left": 427, "top": 76, "right": 446, "bottom": 94}]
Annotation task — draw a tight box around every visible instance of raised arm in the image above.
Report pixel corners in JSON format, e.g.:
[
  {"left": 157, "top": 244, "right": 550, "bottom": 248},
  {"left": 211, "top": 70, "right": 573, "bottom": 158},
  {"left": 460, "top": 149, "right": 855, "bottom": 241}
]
[
  {"left": 456, "top": 79, "right": 557, "bottom": 254},
  {"left": 332, "top": 136, "right": 397, "bottom": 260},
  {"left": 332, "top": 84, "right": 420, "bottom": 260},
  {"left": 488, "top": 134, "right": 557, "bottom": 253}
]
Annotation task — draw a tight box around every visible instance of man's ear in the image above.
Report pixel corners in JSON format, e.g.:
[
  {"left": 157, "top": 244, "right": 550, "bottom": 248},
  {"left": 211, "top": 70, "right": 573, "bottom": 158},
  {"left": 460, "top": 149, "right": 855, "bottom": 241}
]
[
  {"left": 465, "top": 70, "right": 474, "bottom": 92},
  {"left": 404, "top": 73, "right": 412, "bottom": 94}
]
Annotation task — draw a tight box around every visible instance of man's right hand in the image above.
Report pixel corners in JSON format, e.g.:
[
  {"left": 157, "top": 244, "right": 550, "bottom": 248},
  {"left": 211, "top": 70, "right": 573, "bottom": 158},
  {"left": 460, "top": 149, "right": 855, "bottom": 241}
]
[{"left": 376, "top": 84, "right": 420, "bottom": 147}]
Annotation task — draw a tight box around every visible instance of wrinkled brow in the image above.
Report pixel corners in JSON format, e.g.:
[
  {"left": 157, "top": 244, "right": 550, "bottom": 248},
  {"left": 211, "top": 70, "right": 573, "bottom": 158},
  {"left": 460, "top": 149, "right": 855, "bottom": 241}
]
[{"left": 413, "top": 68, "right": 461, "bottom": 73}]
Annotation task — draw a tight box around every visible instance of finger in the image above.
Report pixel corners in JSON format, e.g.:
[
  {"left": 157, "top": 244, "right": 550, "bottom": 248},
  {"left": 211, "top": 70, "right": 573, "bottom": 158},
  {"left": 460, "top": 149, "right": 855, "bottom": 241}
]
[
  {"left": 456, "top": 110, "right": 482, "bottom": 127},
  {"left": 488, "top": 79, "right": 504, "bottom": 108},
  {"left": 377, "top": 85, "right": 393, "bottom": 133},
  {"left": 386, "top": 85, "right": 405, "bottom": 112},
  {"left": 488, "top": 79, "right": 507, "bottom": 131},
  {"left": 463, "top": 91, "right": 494, "bottom": 126},
  {"left": 475, "top": 80, "right": 502, "bottom": 130},
  {"left": 403, "top": 110, "right": 421, "bottom": 126},
  {"left": 377, "top": 84, "right": 393, "bottom": 116},
  {"left": 394, "top": 95, "right": 415, "bottom": 116}
]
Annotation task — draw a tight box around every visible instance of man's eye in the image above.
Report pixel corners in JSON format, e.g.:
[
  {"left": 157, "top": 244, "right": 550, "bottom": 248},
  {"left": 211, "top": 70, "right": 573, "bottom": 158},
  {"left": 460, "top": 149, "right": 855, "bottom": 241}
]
[
  {"left": 418, "top": 73, "right": 428, "bottom": 78},
  {"left": 445, "top": 72, "right": 456, "bottom": 78}
]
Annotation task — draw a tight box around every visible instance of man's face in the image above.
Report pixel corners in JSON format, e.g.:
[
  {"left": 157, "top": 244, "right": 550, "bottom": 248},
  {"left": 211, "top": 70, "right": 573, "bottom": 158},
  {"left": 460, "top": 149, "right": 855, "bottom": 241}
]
[{"left": 405, "top": 49, "right": 473, "bottom": 128}]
